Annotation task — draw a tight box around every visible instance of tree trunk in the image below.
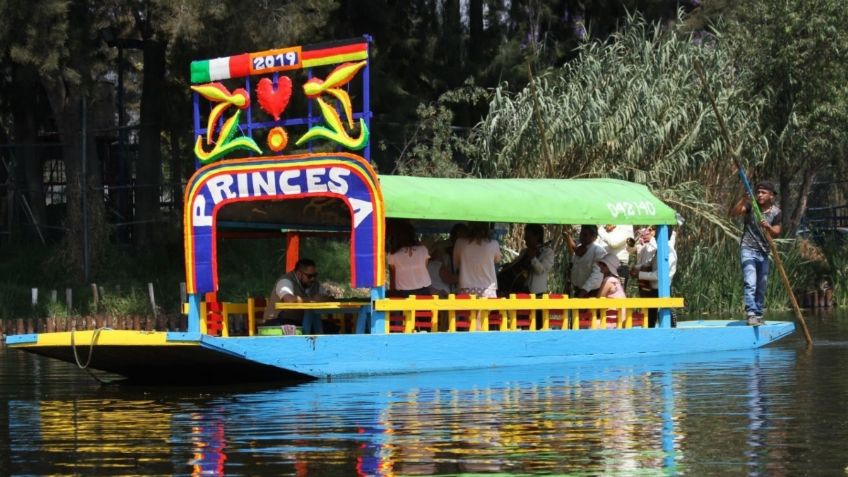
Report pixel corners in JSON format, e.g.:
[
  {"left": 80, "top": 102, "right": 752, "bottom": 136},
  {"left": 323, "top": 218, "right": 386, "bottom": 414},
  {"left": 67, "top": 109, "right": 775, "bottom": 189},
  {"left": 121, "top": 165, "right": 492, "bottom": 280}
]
[
  {"left": 831, "top": 152, "right": 847, "bottom": 207},
  {"left": 135, "top": 39, "right": 167, "bottom": 248},
  {"left": 441, "top": 0, "right": 463, "bottom": 87},
  {"left": 469, "top": 0, "right": 483, "bottom": 65},
  {"left": 788, "top": 165, "right": 816, "bottom": 234},
  {"left": 42, "top": 78, "right": 107, "bottom": 280},
  {"left": 10, "top": 66, "right": 47, "bottom": 241}
]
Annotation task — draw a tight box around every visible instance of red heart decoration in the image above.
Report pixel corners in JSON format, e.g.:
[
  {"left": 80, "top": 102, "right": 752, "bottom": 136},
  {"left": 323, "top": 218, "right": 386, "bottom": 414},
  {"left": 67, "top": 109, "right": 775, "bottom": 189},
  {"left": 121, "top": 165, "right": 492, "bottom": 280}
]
[{"left": 256, "top": 76, "right": 292, "bottom": 120}]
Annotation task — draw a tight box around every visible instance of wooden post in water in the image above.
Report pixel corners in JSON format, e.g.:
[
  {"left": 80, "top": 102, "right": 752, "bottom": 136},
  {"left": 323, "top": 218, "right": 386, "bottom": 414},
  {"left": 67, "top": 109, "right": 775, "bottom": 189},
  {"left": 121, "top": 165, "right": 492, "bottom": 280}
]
[
  {"left": 148, "top": 283, "right": 158, "bottom": 318},
  {"left": 91, "top": 284, "right": 98, "bottom": 315},
  {"left": 28, "top": 288, "right": 38, "bottom": 334}
]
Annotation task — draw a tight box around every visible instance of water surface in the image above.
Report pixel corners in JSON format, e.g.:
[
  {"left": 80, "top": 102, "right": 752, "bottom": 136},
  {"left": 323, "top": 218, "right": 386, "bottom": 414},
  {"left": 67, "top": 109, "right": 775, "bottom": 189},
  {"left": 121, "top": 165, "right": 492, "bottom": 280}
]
[{"left": 1, "top": 310, "right": 847, "bottom": 476}]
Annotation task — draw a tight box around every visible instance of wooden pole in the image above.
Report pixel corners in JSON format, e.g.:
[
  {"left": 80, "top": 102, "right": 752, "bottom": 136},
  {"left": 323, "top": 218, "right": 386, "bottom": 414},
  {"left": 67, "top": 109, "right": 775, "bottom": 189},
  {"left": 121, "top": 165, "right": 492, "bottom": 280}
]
[
  {"left": 91, "top": 283, "right": 98, "bottom": 314},
  {"left": 694, "top": 61, "right": 813, "bottom": 345},
  {"left": 148, "top": 282, "right": 158, "bottom": 319}
]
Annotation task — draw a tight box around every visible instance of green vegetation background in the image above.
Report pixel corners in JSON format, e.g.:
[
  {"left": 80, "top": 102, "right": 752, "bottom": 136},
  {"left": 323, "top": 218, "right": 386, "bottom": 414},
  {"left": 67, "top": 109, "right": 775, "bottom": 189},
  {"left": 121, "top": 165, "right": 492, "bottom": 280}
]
[{"left": 2, "top": 1, "right": 848, "bottom": 321}]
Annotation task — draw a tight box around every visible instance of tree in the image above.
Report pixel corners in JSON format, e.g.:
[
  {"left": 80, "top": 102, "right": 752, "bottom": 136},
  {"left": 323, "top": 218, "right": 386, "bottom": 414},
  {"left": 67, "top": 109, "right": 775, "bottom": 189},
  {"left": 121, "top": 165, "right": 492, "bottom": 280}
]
[
  {"left": 702, "top": 0, "right": 848, "bottom": 232},
  {"left": 2, "top": 0, "right": 113, "bottom": 278}
]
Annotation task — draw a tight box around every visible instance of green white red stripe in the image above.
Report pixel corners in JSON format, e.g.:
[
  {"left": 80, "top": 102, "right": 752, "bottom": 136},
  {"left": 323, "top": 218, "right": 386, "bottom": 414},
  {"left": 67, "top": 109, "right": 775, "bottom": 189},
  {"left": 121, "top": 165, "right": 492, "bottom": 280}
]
[{"left": 191, "top": 54, "right": 251, "bottom": 83}]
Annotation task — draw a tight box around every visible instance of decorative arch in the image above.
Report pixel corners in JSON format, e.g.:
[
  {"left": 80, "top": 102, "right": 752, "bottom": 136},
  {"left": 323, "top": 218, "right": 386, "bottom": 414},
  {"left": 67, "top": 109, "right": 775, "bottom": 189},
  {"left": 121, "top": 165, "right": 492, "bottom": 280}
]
[{"left": 183, "top": 153, "right": 384, "bottom": 294}]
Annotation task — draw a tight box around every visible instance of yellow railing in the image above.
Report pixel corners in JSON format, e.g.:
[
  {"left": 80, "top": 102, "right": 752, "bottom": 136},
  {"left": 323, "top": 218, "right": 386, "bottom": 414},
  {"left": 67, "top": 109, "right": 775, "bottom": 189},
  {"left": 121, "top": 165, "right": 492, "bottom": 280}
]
[
  {"left": 182, "top": 298, "right": 266, "bottom": 337},
  {"left": 182, "top": 294, "right": 685, "bottom": 336},
  {"left": 374, "top": 294, "right": 685, "bottom": 333}
]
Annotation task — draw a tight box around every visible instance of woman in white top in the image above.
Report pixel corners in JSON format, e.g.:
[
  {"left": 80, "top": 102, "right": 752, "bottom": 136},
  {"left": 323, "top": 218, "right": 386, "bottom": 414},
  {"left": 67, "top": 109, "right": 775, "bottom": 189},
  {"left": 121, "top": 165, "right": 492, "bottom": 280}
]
[
  {"left": 453, "top": 222, "right": 501, "bottom": 298},
  {"left": 387, "top": 221, "right": 432, "bottom": 297},
  {"left": 566, "top": 225, "right": 606, "bottom": 297}
]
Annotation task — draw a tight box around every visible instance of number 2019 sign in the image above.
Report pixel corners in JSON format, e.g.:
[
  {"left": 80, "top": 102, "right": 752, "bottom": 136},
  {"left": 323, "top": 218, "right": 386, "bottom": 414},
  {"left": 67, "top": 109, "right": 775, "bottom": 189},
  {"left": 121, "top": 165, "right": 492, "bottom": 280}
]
[{"left": 250, "top": 47, "right": 301, "bottom": 74}]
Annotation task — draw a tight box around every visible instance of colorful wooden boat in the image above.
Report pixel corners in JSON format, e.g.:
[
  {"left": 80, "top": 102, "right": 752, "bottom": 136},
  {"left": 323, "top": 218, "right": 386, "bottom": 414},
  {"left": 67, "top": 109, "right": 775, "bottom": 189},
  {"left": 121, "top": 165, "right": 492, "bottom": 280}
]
[{"left": 5, "top": 38, "right": 795, "bottom": 383}]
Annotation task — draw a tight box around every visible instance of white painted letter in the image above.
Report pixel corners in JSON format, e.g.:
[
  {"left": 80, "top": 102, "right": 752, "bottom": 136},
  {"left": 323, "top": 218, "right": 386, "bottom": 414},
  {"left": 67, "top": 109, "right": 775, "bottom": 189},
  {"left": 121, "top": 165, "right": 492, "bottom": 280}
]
[
  {"left": 192, "top": 195, "right": 213, "bottom": 227},
  {"left": 252, "top": 171, "right": 276, "bottom": 196},
  {"left": 236, "top": 173, "right": 249, "bottom": 197},
  {"left": 207, "top": 175, "right": 235, "bottom": 204},
  {"left": 349, "top": 197, "right": 373, "bottom": 228},
  {"left": 327, "top": 167, "right": 350, "bottom": 194},
  {"left": 306, "top": 168, "right": 328, "bottom": 193},
  {"left": 279, "top": 170, "right": 302, "bottom": 194}
]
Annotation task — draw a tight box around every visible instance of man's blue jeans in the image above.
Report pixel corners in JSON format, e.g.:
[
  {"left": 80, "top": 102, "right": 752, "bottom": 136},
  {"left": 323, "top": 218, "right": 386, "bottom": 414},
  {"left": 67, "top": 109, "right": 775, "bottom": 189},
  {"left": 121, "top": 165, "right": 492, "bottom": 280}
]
[{"left": 741, "top": 247, "right": 770, "bottom": 316}]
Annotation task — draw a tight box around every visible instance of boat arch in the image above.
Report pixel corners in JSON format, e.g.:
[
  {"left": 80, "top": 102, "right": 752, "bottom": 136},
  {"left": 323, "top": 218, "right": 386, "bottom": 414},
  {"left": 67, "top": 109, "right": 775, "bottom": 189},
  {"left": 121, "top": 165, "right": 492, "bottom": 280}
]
[{"left": 183, "top": 153, "right": 385, "bottom": 296}]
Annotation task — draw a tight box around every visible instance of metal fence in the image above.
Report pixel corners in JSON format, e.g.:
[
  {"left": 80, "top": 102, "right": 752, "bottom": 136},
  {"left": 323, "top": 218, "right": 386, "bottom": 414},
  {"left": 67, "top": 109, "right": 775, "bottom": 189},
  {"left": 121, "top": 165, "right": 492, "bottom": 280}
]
[{"left": 0, "top": 124, "right": 181, "bottom": 245}]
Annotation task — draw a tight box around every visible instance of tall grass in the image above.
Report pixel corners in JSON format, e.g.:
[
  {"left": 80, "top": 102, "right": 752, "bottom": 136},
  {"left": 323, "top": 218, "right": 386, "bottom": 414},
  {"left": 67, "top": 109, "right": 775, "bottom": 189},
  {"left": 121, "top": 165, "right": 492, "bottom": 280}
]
[{"left": 676, "top": 237, "right": 822, "bottom": 316}]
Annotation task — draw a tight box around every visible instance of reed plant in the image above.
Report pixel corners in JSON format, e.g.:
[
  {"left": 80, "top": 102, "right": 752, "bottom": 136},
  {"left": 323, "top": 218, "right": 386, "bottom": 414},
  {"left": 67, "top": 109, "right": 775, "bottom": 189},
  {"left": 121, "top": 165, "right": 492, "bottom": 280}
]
[
  {"left": 818, "top": 238, "right": 848, "bottom": 306},
  {"left": 98, "top": 288, "right": 151, "bottom": 317}
]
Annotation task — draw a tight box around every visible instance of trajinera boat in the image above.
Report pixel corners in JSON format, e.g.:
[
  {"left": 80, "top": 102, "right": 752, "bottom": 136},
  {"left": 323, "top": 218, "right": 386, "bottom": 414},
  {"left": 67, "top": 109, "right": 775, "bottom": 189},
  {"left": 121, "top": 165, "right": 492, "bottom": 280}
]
[{"left": 5, "top": 37, "right": 795, "bottom": 383}]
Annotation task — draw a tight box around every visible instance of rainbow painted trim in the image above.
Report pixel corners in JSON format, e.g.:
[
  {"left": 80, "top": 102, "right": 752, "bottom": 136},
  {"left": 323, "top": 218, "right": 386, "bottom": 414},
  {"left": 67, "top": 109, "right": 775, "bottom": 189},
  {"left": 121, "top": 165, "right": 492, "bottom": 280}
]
[
  {"left": 190, "top": 39, "right": 368, "bottom": 83},
  {"left": 183, "top": 153, "right": 385, "bottom": 294}
]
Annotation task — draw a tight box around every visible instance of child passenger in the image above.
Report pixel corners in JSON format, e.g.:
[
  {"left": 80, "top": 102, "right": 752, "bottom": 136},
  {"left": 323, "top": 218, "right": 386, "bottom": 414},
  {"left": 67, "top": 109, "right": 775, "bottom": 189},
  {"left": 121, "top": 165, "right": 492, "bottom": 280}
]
[
  {"left": 598, "top": 253, "right": 626, "bottom": 328},
  {"left": 598, "top": 253, "right": 626, "bottom": 299}
]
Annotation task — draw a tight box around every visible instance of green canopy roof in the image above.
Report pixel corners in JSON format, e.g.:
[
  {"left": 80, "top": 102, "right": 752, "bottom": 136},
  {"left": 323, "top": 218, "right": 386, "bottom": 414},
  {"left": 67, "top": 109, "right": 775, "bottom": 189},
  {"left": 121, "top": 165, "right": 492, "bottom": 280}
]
[{"left": 379, "top": 176, "right": 677, "bottom": 225}]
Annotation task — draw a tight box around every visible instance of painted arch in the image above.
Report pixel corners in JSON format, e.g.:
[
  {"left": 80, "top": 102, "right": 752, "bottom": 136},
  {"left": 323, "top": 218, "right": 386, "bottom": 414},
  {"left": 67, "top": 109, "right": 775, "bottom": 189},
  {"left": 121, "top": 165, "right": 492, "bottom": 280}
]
[{"left": 183, "top": 153, "right": 385, "bottom": 295}]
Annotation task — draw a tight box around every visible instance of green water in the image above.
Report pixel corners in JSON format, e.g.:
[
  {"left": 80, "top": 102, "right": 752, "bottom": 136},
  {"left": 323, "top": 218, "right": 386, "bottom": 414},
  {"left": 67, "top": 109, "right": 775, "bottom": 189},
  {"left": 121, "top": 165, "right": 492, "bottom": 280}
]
[{"left": 1, "top": 310, "right": 847, "bottom": 476}]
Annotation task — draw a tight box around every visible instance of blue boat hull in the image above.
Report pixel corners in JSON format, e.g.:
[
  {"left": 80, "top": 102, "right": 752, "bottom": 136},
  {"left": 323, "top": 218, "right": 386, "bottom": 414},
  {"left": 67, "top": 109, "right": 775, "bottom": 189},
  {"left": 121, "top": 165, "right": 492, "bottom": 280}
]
[
  {"left": 6, "top": 320, "right": 795, "bottom": 382},
  {"left": 196, "top": 320, "right": 795, "bottom": 379}
]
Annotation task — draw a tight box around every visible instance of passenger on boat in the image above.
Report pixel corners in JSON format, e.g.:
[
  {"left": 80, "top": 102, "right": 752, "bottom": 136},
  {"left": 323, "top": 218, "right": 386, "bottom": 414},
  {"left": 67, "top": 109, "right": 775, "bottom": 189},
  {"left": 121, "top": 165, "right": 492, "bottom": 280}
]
[
  {"left": 566, "top": 225, "right": 605, "bottom": 297},
  {"left": 598, "top": 253, "right": 626, "bottom": 299},
  {"left": 499, "top": 224, "right": 555, "bottom": 295},
  {"left": 262, "top": 258, "right": 332, "bottom": 327},
  {"left": 598, "top": 253, "right": 626, "bottom": 328},
  {"left": 453, "top": 222, "right": 501, "bottom": 298},
  {"left": 387, "top": 222, "right": 433, "bottom": 298},
  {"left": 433, "top": 223, "right": 469, "bottom": 293},
  {"left": 730, "top": 180, "right": 782, "bottom": 326},
  {"left": 426, "top": 246, "right": 451, "bottom": 296},
  {"left": 597, "top": 224, "right": 634, "bottom": 280},
  {"left": 630, "top": 225, "right": 657, "bottom": 293},
  {"left": 630, "top": 229, "right": 678, "bottom": 327}
]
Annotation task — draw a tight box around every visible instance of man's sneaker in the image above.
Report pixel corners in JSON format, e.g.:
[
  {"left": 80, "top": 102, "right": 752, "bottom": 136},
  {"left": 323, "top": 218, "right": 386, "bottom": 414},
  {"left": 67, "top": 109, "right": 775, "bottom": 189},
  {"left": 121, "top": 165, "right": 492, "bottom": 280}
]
[{"left": 747, "top": 315, "right": 763, "bottom": 326}]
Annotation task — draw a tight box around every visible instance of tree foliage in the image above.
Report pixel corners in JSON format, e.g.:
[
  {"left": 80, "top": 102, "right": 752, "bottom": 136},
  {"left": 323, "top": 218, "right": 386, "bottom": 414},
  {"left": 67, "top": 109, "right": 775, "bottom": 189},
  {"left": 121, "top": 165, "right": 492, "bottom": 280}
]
[
  {"left": 468, "top": 12, "right": 764, "bottom": 237},
  {"left": 702, "top": 0, "right": 848, "bottom": 231}
]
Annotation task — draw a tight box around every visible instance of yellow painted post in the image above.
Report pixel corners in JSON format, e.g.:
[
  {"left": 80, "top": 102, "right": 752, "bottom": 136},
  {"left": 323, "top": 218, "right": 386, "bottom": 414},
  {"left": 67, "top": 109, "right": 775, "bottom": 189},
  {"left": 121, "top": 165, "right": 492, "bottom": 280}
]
[
  {"left": 499, "top": 308, "right": 508, "bottom": 331},
  {"left": 467, "top": 295, "right": 478, "bottom": 332},
  {"left": 625, "top": 308, "right": 633, "bottom": 329},
  {"left": 200, "top": 301, "right": 208, "bottom": 335},
  {"left": 570, "top": 310, "right": 579, "bottom": 330},
  {"left": 221, "top": 302, "right": 231, "bottom": 337},
  {"left": 642, "top": 308, "right": 649, "bottom": 328},
  {"left": 616, "top": 308, "right": 624, "bottom": 329},
  {"left": 430, "top": 295, "right": 438, "bottom": 331},
  {"left": 528, "top": 295, "right": 537, "bottom": 331},
  {"left": 448, "top": 294, "right": 457, "bottom": 332},
  {"left": 247, "top": 297, "right": 256, "bottom": 336},
  {"left": 404, "top": 297, "right": 414, "bottom": 334},
  {"left": 541, "top": 294, "right": 550, "bottom": 330},
  {"left": 590, "top": 309, "right": 598, "bottom": 330}
]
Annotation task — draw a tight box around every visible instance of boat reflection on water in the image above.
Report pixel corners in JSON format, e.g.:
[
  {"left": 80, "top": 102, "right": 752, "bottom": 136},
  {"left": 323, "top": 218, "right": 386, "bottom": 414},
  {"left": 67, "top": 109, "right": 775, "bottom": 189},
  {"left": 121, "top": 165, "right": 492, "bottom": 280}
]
[{"left": 5, "top": 347, "right": 797, "bottom": 476}]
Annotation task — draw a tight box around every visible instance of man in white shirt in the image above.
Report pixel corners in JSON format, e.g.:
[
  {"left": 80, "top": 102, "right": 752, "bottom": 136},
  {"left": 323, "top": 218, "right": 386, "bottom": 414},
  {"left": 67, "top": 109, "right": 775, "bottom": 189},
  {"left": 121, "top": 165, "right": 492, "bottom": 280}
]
[
  {"left": 566, "top": 225, "right": 606, "bottom": 297},
  {"left": 598, "top": 224, "right": 634, "bottom": 278}
]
